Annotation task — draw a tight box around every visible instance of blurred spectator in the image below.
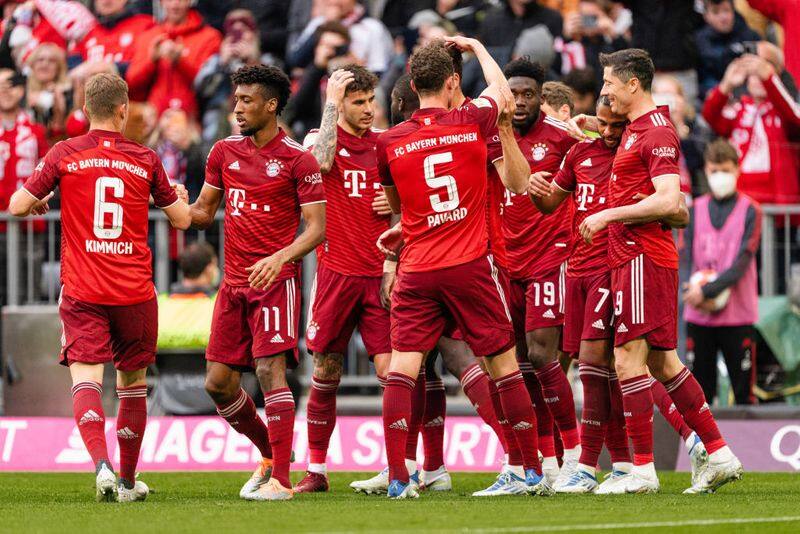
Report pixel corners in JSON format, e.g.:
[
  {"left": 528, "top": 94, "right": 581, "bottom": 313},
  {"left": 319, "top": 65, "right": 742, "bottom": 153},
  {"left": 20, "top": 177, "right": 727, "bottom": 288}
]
[
  {"left": 480, "top": 0, "right": 562, "bottom": 67},
  {"left": 150, "top": 108, "right": 205, "bottom": 201},
  {"left": 123, "top": 101, "right": 157, "bottom": 144},
  {"left": 195, "top": 0, "right": 289, "bottom": 59},
  {"left": 126, "top": 0, "right": 222, "bottom": 118},
  {"left": 71, "top": 0, "right": 155, "bottom": 78},
  {"left": 511, "top": 24, "right": 555, "bottom": 68},
  {"left": 747, "top": 0, "right": 800, "bottom": 82},
  {"left": 541, "top": 80, "right": 574, "bottom": 120},
  {"left": 380, "top": 0, "right": 436, "bottom": 35},
  {"left": 195, "top": 9, "right": 279, "bottom": 141},
  {"left": 24, "top": 42, "right": 71, "bottom": 140},
  {"left": 562, "top": 66, "right": 597, "bottom": 114},
  {"left": 287, "top": 0, "right": 393, "bottom": 73},
  {"left": 702, "top": 49, "right": 800, "bottom": 205},
  {"left": 169, "top": 241, "right": 219, "bottom": 296},
  {"left": 405, "top": 1, "right": 485, "bottom": 37},
  {"left": 695, "top": 0, "right": 760, "bottom": 98},
  {"left": 559, "top": 0, "right": 630, "bottom": 82}
]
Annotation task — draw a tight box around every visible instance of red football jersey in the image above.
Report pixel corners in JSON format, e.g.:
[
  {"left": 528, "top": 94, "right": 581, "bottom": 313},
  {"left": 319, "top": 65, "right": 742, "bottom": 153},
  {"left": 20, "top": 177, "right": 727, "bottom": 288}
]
[
  {"left": 609, "top": 108, "right": 680, "bottom": 270},
  {"left": 75, "top": 15, "right": 155, "bottom": 65},
  {"left": 303, "top": 126, "right": 390, "bottom": 276},
  {"left": 205, "top": 131, "right": 324, "bottom": 286},
  {"left": 553, "top": 138, "right": 615, "bottom": 277},
  {"left": 502, "top": 114, "right": 577, "bottom": 280},
  {"left": 377, "top": 97, "right": 498, "bottom": 272},
  {"left": 0, "top": 112, "right": 49, "bottom": 232},
  {"left": 22, "top": 130, "right": 178, "bottom": 305}
]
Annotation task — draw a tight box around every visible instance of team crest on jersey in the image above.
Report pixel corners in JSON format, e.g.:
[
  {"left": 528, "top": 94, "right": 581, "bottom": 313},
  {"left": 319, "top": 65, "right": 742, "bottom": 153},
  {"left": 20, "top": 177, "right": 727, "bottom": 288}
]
[
  {"left": 624, "top": 133, "right": 638, "bottom": 150},
  {"left": 531, "top": 143, "right": 548, "bottom": 161},
  {"left": 266, "top": 159, "right": 283, "bottom": 177},
  {"left": 307, "top": 321, "right": 319, "bottom": 340}
]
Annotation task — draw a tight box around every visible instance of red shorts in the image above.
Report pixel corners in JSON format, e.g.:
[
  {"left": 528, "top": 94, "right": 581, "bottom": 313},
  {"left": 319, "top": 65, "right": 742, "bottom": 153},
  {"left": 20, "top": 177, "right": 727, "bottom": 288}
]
[
  {"left": 441, "top": 266, "right": 512, "bottom": 343},
  {"left": 59, "top": 292, "right": 157, "bottom": 372},
  {"left": 509, "top": 261, "right": 567, "bottom": 338},
  {"left": 611, "top": 253, "right": 678, "bottom": 350},
  {"left": 563, "top": 271, "right": 613, "bottom": 353},
  {"left": 206, "top": 278, "right": 301, "bottom": 369},
  {"left": 391, "top": 254, "right": 514, "bottom": 358},
  {"left": 306, "top": 264, "right": 391, "bottom": 357}
]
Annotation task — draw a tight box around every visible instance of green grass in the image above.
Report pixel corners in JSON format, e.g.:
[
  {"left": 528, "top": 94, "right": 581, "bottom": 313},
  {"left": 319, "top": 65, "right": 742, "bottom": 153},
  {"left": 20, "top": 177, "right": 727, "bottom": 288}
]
[{"left": 0, "top": 472, "right": 798, "bottom": 533}]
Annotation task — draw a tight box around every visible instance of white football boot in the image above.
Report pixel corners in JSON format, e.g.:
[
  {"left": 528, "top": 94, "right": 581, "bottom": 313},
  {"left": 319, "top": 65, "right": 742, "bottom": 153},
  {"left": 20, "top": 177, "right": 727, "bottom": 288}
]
[
  {"left": 421, "top": 466, "right": 452, "bottom": 491},
  {"left": 350, "top": 467, "right": 390, "bottom": 495},
  {"left": 552, "top": 446, "right": 581, "bottom": 490},
  {"left": 683, "top": 447, "right": 742, "bottom": 494},
  {"left": 95, "top": 463, "right": 117, "bottom": 502},
  {"left": 117, "top": 480, "right": 149, "bottom": 502},
  {"left": 612, "top": 465, "right": 660, "bottom": 494},
  {"left": 685, "top": 432, "right": 709, "bottom": 487},
  {"left": 595, "top": 464, "right": 632, "bottom": 495},
  {"left": 240, "top": 458, "right": 273, "bottom": 500}
]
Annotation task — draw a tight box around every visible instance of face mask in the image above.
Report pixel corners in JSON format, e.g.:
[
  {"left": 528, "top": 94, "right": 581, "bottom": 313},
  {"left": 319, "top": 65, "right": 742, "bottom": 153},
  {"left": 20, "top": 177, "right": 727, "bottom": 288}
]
[{"left": 707, "top": 171, "right": 737, "bottom": 199}]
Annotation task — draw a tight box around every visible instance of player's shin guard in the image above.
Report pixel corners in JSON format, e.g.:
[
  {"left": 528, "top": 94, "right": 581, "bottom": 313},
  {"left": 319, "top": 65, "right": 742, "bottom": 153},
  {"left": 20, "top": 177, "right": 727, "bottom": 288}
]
[
  {"left": 461, "top": 364, "right": 506, "bottom": 451},
  {"left": 663, "top": 367, "right": 725, "bottom": 454},
  {"left": 215, "top": 388, "right": 272, "bottom": 459},
  {"left": 650, "top": 377, "right": 692, "bottom": 441},
  {"left": 520, "top": 365, "right": 556, "bottom": 459},
  {"left": 619, "top": 375, "right": 654, "bottom": 465},
  {"left": 306, "top": 377, "right": 340, "bottom": 467},
  {"left": 405, "top": 370, "right": 426, "bottom": 463},
  {"left": 116, "top": 385, "right": 148, "bottom": 484},
  {"left": 488, "top": 378, "right": 519, "bottom": 463},
  {"left": 578, "top": 364, "right": 610, "bottom": 469},
  {"left": 606, "top": 371, "right": 632, "bottom": 464},
  {"left": 535, "top": 361, "right": 580, "bottom": 450},
  {"left": 72, "top": 381, "right": 110, "bottom": 467},
  {"left": 265, "top": 388, "right": 296, "bottom": 488},
  {"left": 494, "top": 371, "right": 541, "bottom": 473},
  {"left": 421, "top": 376, "right": 446, "bottom": 472},
  {"left": 383, "top": 372, "right": 416, "bottom": 483}
]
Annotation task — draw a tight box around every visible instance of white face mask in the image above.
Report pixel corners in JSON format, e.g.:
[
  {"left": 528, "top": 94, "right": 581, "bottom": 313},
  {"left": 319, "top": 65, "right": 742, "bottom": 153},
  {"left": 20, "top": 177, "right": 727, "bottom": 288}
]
[{"left": 707, "top": 171, "right": 737, "bottom": 199}]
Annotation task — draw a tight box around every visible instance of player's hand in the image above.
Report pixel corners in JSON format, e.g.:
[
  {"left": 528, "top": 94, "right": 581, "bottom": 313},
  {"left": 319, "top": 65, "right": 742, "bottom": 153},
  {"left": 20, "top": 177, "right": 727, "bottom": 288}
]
[
  {"left": 246, "top": 252, "right": 287, "bottom": 289},
  {"left": 325, "top": 69, "right": 355, "bottom": 107},
  {"left": 566, "top": 114, "right": 595, "bottom": 140},
  {"left": 443, "top": 35, "right": 479, "bottom": 52},
  {"left": 30, "top": 192, "right": 54, "bottom": 216},
  {"left": 682, "top": 282, "right": 706, "bottom": 309},
  {"left": 173, "top": 184, "right": 189, "bottom": 204},
  {"left": 527, "top": 171, "right": 552, "bottom": 198},
  {"left": 380, "top": 269, "right": 397, "bottom": 310},
  {"left": 371, "top": 190, "right": 393, "bottom": 216},
  {"left": 579, "top": 210, "right": 609, "bottom": 244},
  {"left": 376, "top": 222, "right": 403, "bottom": 256}
]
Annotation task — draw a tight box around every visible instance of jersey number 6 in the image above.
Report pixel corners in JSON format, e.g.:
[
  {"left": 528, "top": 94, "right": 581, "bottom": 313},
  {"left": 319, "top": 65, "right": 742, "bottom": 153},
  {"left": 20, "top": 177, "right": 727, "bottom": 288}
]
[{"left": 93, "top": 176, "right": 124, "bottom": 240}]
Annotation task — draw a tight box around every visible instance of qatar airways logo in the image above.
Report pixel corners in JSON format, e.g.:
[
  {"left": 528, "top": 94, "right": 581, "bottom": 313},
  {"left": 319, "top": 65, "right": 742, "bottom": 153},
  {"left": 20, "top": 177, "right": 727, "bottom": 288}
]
[
  {"left": 575, "top": 183, "right": 605, "bottom": 211},
  {"left": 652, "top": 146, "right": 677, "bottom": 158},
  {"left": 344, "top": 170, "right": 367, "bottom": 197},
  {"left": 228, "top": 188, "right": 270, "bottom": 216}
]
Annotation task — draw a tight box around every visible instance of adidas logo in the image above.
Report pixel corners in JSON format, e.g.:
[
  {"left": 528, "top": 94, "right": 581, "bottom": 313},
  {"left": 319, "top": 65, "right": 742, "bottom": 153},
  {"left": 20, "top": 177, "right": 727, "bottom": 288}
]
[
  {"left": 592, "top": 319, "right": 604, "bottom": 330},
  {"left": 228, "top": 160, "right": 240, "bottom": 170},
  {"left": 339, "top": 147, "right": 350, "bottom": 157},
  {"left": 617, "top": 323, "right": 628, "bottom": 333},
  {"left": 700, "top": 402, "right": 710, "bottom": 414},
  {"left": 389, "top": 418, "right": 409, "bottom": 431},
  {"left": 542, "top": 309, "right": 556, "bottom": 319},
  {"left": 116, "top": 427, "right": 139, "bottom": 440},
  {"left": 271, "top": 333, "right": 285, "bottom": 343},
  {"left": 513, "top": 421, "right": 533, "bottom": 431},
  {"left": 424, "top": 416, "right": 444, "bottom": 428},
  {"left": 79, "top": 410, "right": 103, "bottom": 425},
  {"left": 580, "top": 158, "right": 593, "bottom": 167}
]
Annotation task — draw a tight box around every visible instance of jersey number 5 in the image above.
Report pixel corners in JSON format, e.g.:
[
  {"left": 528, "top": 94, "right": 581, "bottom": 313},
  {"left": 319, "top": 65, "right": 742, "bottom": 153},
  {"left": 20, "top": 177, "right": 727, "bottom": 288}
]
[
  {"left": 424, "top": 152, "right": 460, "bottom": 212},
  {"left": 93, "top": 177, "right": 124, "bottom": 240}
]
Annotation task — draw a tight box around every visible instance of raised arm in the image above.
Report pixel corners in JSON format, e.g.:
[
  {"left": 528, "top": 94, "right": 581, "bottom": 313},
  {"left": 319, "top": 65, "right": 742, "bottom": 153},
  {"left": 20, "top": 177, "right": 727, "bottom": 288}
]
[
  {"left": 310, "top": 69, "right": 354, "bottom": 173},
  {"left": 444, "top": 35, "right": 512, "bottom": 117},
  {"left": 492, "top": 108, "right": 530, "bottom": 194}
]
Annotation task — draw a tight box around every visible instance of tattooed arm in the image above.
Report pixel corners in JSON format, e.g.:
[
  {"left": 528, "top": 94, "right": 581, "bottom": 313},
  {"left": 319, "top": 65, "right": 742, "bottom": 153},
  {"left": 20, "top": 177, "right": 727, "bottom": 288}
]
[{"left": 311, "top": 69, "right": 354, "bottom": 173}]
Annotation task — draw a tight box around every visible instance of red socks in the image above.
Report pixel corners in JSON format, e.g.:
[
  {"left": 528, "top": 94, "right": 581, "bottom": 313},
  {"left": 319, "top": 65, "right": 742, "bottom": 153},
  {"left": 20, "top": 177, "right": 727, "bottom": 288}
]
[
  {"left": 383, "top": 372, "right": 415, "bottom": 483},
  {"left": 650, "top": 378, "right": 692, "bottom": 441},
  {"left": 421, "top": 375, "right": 446, "bottom": 472},
  {"left": 494, "top": 370, "right": 541, "bottom": 473},
  {"left": 605, "top": 371, "right": 632, "bottom": 464},
  {"left": 535, "top": 361, "right": 580, "bottom": 449},
  {"left": 72, "top": 381, "right": 109, "bottom": 467},
  {"left": 264, "top": 388, "right": 295, "bottom": 488},
  {"left": 306, "top": 377, "right": 339, "bottom": 464},
  {"left": 619, "top": 374, "right": 654, "bottom": 465},
  {"left": 520, "top": 364, "right": 556, "bottom": 458},
  {"left": 215, "top": 388, "right": 272, "bottom": 459},
  {"left": 405, "top": 371, "right": 426, "bottom": 463},
  {"left": 116, "top": 385, "right": 147, "bottom": 484},
  {"left": 461, "top": 364, "right": 506, "bottom": 452},
  {"left": 664, "top": 367, "right": 726, "bottom": 454},
  {"left": 577, "top": 363, "right": 610, "bottom": 468},
  {"left": 488, "top": 378, "right": 519, "bottom": 463}
]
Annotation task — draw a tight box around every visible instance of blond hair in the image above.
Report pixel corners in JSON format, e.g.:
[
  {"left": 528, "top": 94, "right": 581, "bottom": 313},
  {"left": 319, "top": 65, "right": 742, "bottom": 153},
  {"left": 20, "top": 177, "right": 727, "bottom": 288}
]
[
  {"left": 26, "top": 43, "right": 68, "bottom": 93},
  {"left": 84, "top": 73, "right": 129, "bottom": 121}
]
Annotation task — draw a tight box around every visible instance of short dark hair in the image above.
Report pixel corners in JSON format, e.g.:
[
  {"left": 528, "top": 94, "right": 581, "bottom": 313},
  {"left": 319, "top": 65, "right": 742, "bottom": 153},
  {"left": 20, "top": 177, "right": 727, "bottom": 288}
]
[
  {"left": 393, "top": 73, "right": 419, "bottom": 109},
  {"left": 503, "top": 57, "right": 546, "bottom": 87},
  {"left": 231, "top": 64, "right": 292, "bottom": 114},
  {"left": 446, "top": 45, "right": 463, "bottom": 77},
  {"left": 340, "top": 64, "right": 378, "bottom": 96},
  {"left": 542, "top": 81, "right": 575, "bottom": 114},
  {"left": 597, "top": 94, "right": 612, "bottom": 108},
  {"left": 409, "top": 42, "right": 454, "bottom": 96},
  {"left": 317, "top": 21, "right": 351, "bottom": 44},
  {"left": 562, "top": 68, "right": 597, "bottom": 96},
  {"left": 599, "top": 48, "right": 655, "bottom": 91},
  {"left": 179, "top": 242, "right": 216, "bottom": 280},
  {"left": 704, "top": 138, "right": 739, "bottom": 166}
]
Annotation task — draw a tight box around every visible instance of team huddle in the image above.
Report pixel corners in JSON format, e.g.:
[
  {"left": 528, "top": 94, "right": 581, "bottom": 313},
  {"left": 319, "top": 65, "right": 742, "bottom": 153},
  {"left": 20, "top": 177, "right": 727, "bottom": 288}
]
[{"left": 8, "top": 37, "right": 743, "bottom": 502}]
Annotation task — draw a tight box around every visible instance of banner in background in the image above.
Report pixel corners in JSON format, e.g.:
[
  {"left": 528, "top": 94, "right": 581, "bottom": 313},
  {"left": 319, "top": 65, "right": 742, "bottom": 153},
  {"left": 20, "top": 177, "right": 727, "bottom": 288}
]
[{"left": 1, "top": 416, "right": 798, "bottom": 472}]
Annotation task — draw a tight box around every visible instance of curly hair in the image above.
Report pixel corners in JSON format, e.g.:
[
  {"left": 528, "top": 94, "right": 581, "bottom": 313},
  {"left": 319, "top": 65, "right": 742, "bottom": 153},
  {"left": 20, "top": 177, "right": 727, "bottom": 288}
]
[
  {"left": 231, "top": 64, "right": 292, "bottom": 114},
  {"left": 599, "top": 48, "right": 655, "bottom": 91},
  {"left": 409, "top": 41, "right": 454, "bottom": 96},
  {"left": 340, "top": 64, "right": 378, "bottom": 96},
  {"left": 503, "top": 57, "right": 546, "bottom": 87}
]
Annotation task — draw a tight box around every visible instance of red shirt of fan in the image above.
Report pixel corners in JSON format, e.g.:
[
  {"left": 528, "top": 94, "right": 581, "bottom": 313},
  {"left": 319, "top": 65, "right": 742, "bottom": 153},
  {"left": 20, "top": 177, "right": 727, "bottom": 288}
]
[
  {"left": 609, "top": 108, "right": 681, "bottom": 270},
  {"left": 75, "top": 14, "right": 155, "bottom": 65},
  {"left": 502, "top": 113, "right": 577, "bottom": 280},
  {"left": 303, "top": 126, "right": 390, "bottom": 277},
  {"left": 377, "top": 97, "right": 499, "bottom": 272},
  {"left": 0, "top": 112, "right": 48, "bottom": 232},
  {"left": 553, "top": 138, "right": 615, "bottom": 277},
  {"left": 22, "top": 130, "right": 178, "bottom": 305},
  {"left": 205, "top": 131, "right": 324, "bottom": 286}
]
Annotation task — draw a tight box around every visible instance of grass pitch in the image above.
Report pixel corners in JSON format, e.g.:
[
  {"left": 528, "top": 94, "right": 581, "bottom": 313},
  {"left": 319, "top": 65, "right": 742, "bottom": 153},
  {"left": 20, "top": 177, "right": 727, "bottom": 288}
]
[{"left": 0, "top": 472, "right": 798, "bottom": 533}]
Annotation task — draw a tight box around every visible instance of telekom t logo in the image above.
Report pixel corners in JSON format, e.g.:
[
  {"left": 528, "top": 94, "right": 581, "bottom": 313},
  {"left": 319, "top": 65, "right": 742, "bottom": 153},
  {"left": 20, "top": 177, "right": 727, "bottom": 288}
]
[
  {"left": 344, "top": 170, "right": 367, "bottom": 197},
  {"left": 228, "top": 188, "right": 246, "bottom": 216},
  {"left": 576, "top": 183, "right": 595, "bottom": 211}
]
